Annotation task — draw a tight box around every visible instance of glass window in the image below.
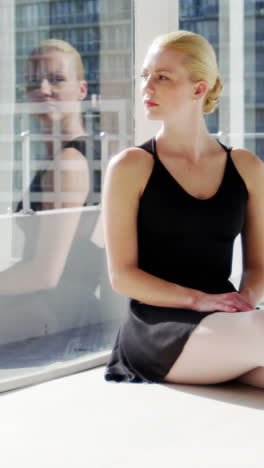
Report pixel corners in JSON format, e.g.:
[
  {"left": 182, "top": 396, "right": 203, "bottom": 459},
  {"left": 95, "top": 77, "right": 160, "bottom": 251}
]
[
  {"left": 244, "top": 0, "right": 264, "bottom": 160},
  {"left": 13, "top": 0, "right": 133, "bottom": 214},
  {"left": 179, "top": 0, "right": 263, "bottom": 160},
  {"left": 0, "top": 0, "right": 133, "bottom": 391},
  {"left": 179, "top": 0, "right": 219, "bottom": 134}
]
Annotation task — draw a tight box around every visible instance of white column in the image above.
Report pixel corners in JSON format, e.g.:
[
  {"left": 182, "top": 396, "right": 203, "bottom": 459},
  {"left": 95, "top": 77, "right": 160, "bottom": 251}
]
[{"left": 134, "top": 0, "right": 179, "bottom": 144}]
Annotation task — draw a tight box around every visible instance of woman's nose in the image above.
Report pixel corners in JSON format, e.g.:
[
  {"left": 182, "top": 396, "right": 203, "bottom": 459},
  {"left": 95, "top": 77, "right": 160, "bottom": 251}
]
[
  {"left": 142, "top": 75, "right": 155, "bottom": 94},
  {"left": 39, "top": 78, "right": 52, "bottom": 95}
]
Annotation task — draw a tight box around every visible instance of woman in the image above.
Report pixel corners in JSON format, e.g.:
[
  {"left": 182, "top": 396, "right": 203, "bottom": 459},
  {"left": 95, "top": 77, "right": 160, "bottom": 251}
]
[
  {"left": 0, "top": 39, "right": 104, "bottom": 351},
  {"left": 103, "top": 31, "right": 264, "bottom": 387},
  {"left": 0, "top": 38, "right": 96, "bottom": 287},
  {"left": 23, "top": 38, "right": 90, "bottom": 212},
  {"left": 0, "top": 38, "right": 98, "bottom": 295}
]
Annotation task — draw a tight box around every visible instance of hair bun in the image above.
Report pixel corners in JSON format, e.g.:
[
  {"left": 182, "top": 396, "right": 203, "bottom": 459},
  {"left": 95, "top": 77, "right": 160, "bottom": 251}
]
[{"left": 204, "top": 75, "right": 223, "bottom": 114}]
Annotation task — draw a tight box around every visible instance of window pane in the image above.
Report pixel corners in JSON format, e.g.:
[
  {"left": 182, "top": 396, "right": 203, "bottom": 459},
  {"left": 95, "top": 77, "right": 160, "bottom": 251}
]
[
  {"left": 244, "top": 1, "right": 264, "bottom": 160},
  {"left": 0, "top": 0, "right": 133, "bottom": 391},
  {"left": 179, "top": 0, "right": 219, "bottom": 134},
  {"left": 179, "top": 0, "right": 264, "bottom": 161},
  {"left": 13, "top": 0, "right": 133, "bottom": 213}
]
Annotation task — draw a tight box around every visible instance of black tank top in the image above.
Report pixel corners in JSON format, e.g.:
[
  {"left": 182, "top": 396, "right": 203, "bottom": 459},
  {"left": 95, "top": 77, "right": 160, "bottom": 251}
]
[
  {"left": 137, "top": 137, "right": 248, "bottom": 294},
  {"left": 15, "top": 136, "right": 93, "bottom": 212}
]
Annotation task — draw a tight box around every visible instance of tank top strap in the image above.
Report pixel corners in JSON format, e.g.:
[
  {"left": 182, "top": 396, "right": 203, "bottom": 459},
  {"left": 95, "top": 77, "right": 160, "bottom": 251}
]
[
  {"left": 216, "top": 138, "right": 248, "bottom": 199},
  {"left": 216, "top": 139, "right": 233, "bottom": 157},
  {"left": 139, "top": 137, "right": 232, "bottom": 157},
  {"left": 137, "top": 137, "right": 158, "bottom": 161},
  {"left": 138, "top": 137, "right": 233, "bottom": 162}
]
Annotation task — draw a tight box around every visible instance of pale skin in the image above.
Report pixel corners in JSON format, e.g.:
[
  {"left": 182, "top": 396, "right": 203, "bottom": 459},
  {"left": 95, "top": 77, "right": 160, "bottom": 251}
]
[
  {"left": 0, "top": 49, "right": 91, "bottom": 293},
  {"left": 103, "top": 45, "right": 264, "bottom": 388}
]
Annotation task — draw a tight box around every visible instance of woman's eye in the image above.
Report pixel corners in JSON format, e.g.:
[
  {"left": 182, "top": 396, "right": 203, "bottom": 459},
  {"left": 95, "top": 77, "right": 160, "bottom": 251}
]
[
  {"left": 49, "top": 75, "right": 65, "bottom": 84},
  {"left": 140, "top": 73, "right": 148, "bottom": 80},
  {"left": 26, "top": 76, "right": 40, "bottom": 88},
  {"left": 159, "top": 75, "right": 168, "bottom": 80}
]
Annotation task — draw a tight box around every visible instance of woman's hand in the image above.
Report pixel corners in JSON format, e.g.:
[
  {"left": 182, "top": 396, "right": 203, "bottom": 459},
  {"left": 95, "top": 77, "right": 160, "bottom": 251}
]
[{"left": 193, "top": 291, "right": 254, "bottom": 313}]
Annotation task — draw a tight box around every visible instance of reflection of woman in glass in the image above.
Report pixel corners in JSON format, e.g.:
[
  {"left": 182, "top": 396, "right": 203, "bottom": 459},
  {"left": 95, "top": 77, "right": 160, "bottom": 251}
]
[
  {"left": 24, "top": 38, "right": 90, "bottom": 211},
  {"left": 0, "top": 40, "right": 101, "bottom": 307},
  {"left": 103, "top": 31, "right": 264, "bottom": 388}
]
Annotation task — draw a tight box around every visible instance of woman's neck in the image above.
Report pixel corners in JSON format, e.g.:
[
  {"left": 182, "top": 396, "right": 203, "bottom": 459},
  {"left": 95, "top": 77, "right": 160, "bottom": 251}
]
[
  {"left": 156, "top": 115, "right": 213, "bottom": 162},
  {"left": 61, "top": 113, "right": 87, "bottom": 138},
  {"left": 40, "top": 114, "right": 86, "bottom": 139}
]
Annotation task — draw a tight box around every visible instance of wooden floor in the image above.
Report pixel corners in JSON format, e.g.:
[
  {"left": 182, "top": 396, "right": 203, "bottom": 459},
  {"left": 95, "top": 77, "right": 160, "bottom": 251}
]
[{"left": 1, "top": 366, "right": 263, "bottom": 468}]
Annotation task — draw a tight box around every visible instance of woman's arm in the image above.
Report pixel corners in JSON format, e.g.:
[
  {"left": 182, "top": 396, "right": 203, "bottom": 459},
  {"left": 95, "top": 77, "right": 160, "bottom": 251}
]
[
  {"left": 0, "top": 147, "right": 89, "bottom": 294},
  {"left": 233, "top": 149, "right": 264, "bottom": 307},
  {"left": 103, "top": 148, "right": 252, "bottom": 313}
]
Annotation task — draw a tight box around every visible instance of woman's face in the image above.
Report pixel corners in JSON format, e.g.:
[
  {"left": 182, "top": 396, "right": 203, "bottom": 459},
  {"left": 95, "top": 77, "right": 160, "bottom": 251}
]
[
  {"left": 26, "top": 49, "right": 87, "bottom": 122},
  {"left": 141, "top": 46, "right": 202, "bottom": 121}
]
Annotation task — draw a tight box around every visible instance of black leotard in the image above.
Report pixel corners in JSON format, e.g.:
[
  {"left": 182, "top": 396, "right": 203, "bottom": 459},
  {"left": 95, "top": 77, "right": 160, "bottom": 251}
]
[
  {"left": 15, "top": 136, "right": 93, "bottom": 212},
  {"left": 7, "top": 137, "right": 101, "bottom": 324},
  {"left": 104, "top": 137, "right": 248, "bottom": 383}
]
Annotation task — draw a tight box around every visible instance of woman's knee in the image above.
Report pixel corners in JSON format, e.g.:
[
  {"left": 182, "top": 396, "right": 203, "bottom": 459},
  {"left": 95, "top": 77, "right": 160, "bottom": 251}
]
[{"left": 246, "top": 309, "right": 264, "bottom": 335}]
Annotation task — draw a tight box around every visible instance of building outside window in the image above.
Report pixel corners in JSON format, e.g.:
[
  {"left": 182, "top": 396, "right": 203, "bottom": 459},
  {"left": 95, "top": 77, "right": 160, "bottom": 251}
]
[
  {"left": 244, "top": 1, "right": 264, "bottom": 159},
  {"left": 179, "top": 0, "right": 219, "bottom": 135},
  {"left": 179, "top": 0, "right": 264, "bottom": 160}
]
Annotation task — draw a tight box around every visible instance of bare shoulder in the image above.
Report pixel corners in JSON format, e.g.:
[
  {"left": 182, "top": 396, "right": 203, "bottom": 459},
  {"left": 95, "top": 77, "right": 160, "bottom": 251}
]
[
  {"left": 109, "top": 146, "right": 153, "bottom": 170},
  {"left": 107, "top": 146, "right": 155, "bottom": 196},
  {"left": 231, "top": 148, "right": 264, "bottom": 191},
  {"left": 231, "top": 147, "right": 264, "bottom": 169},
  {"left": 61, "top": 146, "right": 88, "bottom": 163}
]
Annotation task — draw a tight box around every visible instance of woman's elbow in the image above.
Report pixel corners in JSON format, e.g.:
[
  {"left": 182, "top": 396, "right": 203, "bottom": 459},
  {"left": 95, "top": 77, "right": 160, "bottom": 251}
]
[
  {"left": 110, "top": 272, "right": 123, "bottom": 294},
  {"left": 110, "top": 270, "right": 131, "bottom": 296}
]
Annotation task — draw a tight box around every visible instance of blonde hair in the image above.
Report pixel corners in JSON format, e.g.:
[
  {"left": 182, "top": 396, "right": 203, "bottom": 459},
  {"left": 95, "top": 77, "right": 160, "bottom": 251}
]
[
  {"left": 28, "top": 39, "right": 85, "bottom": 81},
  {"left": 151, "top": 31, "right": 222, "bottom": 114}
]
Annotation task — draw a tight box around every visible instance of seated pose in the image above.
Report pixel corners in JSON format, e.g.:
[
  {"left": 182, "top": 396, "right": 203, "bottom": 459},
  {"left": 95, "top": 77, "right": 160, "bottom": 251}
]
[
  {"left": 23, "top": 38, "right": 90, "bottom": 212},
  {"left": 2, "top": 39, "right": 93, "bottom": 295},
  {"left": 0, "top": 40, "right": 100, "bottom": 303},
  {"left": 103, "top": 31, "right": 264, "bottom": 388},
  {"left": 0, "top": 39, "right": 103, "bottom": 344}
]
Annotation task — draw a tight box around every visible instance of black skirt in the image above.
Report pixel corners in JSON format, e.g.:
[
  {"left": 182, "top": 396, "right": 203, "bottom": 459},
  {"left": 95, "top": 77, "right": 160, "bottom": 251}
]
[{"left": 104, "top": 299, "right": 215, "bottom": 383}]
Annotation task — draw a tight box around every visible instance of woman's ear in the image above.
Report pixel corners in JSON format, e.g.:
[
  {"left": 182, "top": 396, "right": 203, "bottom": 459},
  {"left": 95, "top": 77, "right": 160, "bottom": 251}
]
[
  {"left": 79, "top": 80, "right": 88, "bottom": 100},
  {"left": 193, "top": 80, "right": 208, "bottom": 100}
]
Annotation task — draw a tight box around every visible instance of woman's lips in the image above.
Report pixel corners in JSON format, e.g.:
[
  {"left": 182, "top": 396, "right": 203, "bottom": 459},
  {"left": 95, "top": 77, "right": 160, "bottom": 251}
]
[{"left": 144, "top": 100, "right": 158, "bottom": 107}]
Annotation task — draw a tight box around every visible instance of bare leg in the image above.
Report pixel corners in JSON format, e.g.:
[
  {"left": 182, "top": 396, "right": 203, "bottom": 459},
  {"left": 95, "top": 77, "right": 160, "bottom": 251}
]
[
  {"left": 235, "top": 367, "right": 264, "bottom": 388},
  {"left": 164, "top": 309, "right": 264, "bottom": 387}
]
